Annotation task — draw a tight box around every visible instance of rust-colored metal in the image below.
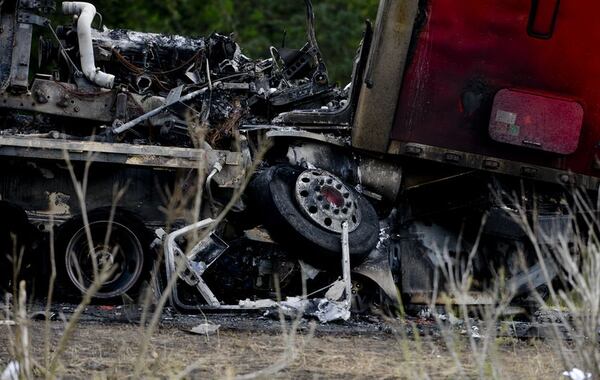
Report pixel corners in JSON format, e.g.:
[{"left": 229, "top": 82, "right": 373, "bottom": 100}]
[{"left": 351, "top": 0, "right": 419, "bottom": 153}]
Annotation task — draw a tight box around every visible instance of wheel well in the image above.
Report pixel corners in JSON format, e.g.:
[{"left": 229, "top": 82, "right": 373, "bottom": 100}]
[
  {"left": 57, "top": 207, "right": 151, "bottom": 239},
  {"left": 0, "top": 201, "right": 38, "bottom": 291},
  {"left": 53, "top": 207, "right": 156, "bottom": 301},
  {"left": 0, "top": 201, "right": 32, "bottom": 253},
  {"left": 0, "top": 201, "right": 29, "bottom": 229}
]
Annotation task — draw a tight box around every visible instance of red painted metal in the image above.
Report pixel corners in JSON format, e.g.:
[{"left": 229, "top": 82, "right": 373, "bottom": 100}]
[
  {"left": 391, "top": 0, "right": 600, "bottom": 177},
  {"left": 528, "top": 0, "right": 560, "bottom": 38},
  {"left": 489, "top": 89, "right": 583, "bottom": 155}
]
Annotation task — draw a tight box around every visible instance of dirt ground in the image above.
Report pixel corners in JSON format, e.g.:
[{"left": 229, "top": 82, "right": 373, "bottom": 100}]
[{"left": 0, "top": 315, "right": 567, "bottom": 379}]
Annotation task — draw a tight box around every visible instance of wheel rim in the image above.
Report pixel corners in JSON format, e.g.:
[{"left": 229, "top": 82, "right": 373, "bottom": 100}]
[
  {"left": 65, "top": 221, "right": 144, "bottom": 298},
  {"left": 294, "top": 169, "right": 362, "bottom": 233}
]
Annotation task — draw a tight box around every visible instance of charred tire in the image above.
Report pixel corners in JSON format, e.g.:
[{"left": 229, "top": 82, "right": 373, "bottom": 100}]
[
  {"left": 56, "top": 210, "right": 153, "bottom": 301},
  {"left": 0, "top": 202, "right": 34, "bottom": 292},
  {"left": 248, "top": 165, "right": 379, "bottom": 266}
]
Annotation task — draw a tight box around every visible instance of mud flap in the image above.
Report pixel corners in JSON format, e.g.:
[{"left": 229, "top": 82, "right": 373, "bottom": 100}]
[{"left": 353, "top": 248, "right": 400, "bottom": 304}]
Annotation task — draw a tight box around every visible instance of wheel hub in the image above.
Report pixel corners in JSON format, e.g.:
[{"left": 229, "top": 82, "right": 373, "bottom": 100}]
[
  {"left": 65, "top": 221, "right": 144, "bottom": 299},
  {"left": 96, "top": 246, "right": 115, "bottom": 268},
  {"left": 295, "top": 169, "right": 361, "bottom": 233}
]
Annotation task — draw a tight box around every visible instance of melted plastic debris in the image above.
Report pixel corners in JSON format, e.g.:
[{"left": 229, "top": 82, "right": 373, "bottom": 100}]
[
  {"left": 0, "top": 362, "right": 19, "bottom": 380},
  {"left": 187, "top": 322, "right": 221, "bottom": 336},
  {"left": 278, "top": 297, "right": 350, "bottom": 323},
  {"left": 562, "top": 368, "right": 592, "bottom": 380}
]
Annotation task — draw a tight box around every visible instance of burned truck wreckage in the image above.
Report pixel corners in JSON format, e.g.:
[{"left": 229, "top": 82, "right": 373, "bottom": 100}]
[{"left": 0, "top": 0, "right": 598, "bottom": 319}]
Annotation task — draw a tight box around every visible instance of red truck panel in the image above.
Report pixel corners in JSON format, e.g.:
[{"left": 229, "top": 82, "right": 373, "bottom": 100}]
[{"left": 391, "top": 0, "right": 600, "bottom": 179}]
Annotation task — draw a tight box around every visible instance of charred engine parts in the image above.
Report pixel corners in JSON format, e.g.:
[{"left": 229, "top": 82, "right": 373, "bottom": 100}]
[
  {"left": 286, "top": 142, "right": 403, "bottom": 202},
  {"left": 0, "top": 0, "right": 346, "bottom": 149},
  {"left": 62, "top": 1, "right": 115, "bottom": 88}
]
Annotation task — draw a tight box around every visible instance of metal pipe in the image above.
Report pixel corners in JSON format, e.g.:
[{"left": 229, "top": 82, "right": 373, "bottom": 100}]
[
  {"left": 112, "top": 85, "right": 215, "bottom": 135},
  {"left": 205, "top": 161, "right": 223, "bottom": 215},
  {"left": 163, "top": 218, "right": 221, "bottom": 307},
  {"left": 62, "top": 2, "right": 115, "bottom": 89},
  {"left": 113, "top": 81, "right": 249, "bottom": 135},
  {"left": 341, "top": 221, "right": 352, "bottom": 306}
]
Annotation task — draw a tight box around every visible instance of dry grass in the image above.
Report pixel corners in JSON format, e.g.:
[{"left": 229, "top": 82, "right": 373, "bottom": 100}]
[{"left": 0, "top": 321, "right": 566, "bottom": 379}]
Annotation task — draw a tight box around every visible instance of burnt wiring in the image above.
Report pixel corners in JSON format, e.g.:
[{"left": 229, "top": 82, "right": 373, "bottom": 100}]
[
  {"left": 112, "top": 49, "right": 171, "bottom": 91},
  {"left": 112, "top": 48, "right": 203, "bottom": 76},
  {"left": 53, "top": 79, "right": 108, "bottom": 98}
]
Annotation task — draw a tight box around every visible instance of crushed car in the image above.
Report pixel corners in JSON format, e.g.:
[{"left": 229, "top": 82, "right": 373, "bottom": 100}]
[{"left": 0, "top": 0, "right": 598, "bottom": 318}]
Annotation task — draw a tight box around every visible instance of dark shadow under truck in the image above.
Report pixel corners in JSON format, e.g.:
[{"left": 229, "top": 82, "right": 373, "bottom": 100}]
[{"left": 0, "top": 0, "right": 597, "bottom": 316}]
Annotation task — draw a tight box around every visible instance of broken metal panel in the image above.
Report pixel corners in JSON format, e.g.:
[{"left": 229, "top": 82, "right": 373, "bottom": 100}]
[
  {"left": 273, "top": 19, "right": 373, "bottom": 128},
  {"left": 9, "top": 22, "right": 33, "bottom": 90},
  {"left": 0, "top": 136, "right": 244, "bottom": 179},
  {"left": 388, "top": 140, "right": 600, "bottom": 190},
  {"left": 353, "top": 247, "right": 399, "bottom": 304},
  {"left": 0, "top": 158, "right": 182, "bottom": 226},
  {"left": 0, "top": 14, "right": 16, "bottom": 91},
  {"left": 0, "top": 79, "right": 117, "bottom": 122},
  {"left": 357, "top": 157, "right": 402, "bottom": 202},
  {"left": 351, "top": 0, "right": 419, "bottom": 153}
]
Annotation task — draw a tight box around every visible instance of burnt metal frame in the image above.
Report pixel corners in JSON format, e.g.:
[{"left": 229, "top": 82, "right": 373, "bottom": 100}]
[
  {"left": 162, "top": 218, "right": 353, "bottom": 312},
  {"left": 0, "top": 79, "right": 117, "bottom": 122},
  {"left": 272, "top": 21, "right": 373, "bottom": 128},
  {"left": 388, "top": 140, "right": 600, "bottom": 191},
  {"left": 351, "top": 0, "right": 420, "bottom": 153},
  {"left": 0, "top": 136, "right": 243, "bottom": 172}
]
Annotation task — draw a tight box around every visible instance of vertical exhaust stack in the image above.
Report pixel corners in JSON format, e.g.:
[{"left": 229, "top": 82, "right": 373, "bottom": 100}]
[{"left": 62, "top": 2, "right": 115, "bottom": 89}]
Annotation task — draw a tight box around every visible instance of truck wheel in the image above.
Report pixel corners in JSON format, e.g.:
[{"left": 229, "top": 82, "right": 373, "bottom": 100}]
[
  {"left": 58, "top": 211, "right": 150, "bottom": 300},
  {"left": 248, "top": 165, "right": 380, "bottom": 266},
  {"left": 0, "top": 202, "right": 33, "bottom": 293}
]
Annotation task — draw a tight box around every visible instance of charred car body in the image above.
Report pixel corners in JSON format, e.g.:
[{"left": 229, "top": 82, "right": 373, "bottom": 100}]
[{"left": 0, "top": 0, "right": 594, "bottom": 315}]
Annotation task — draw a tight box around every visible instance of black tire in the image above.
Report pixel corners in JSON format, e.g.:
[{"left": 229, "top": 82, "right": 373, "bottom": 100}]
[
  {"left": 0, "top": 202, "right": 34, "bottom": 293},
  {"left": 248, "top": 165, "right": 380, "bottom": 267},
  {"left": 55, "top": 209, "right": 153, "bottom": 302}
]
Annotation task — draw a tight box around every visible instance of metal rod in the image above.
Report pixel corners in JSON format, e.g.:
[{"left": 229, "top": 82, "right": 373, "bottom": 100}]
[
  {"left": 112, "top": 84, "right": 218, "bottom": 135},
  {"left": 163, "top": 219, "right": 222, "bottom": 307},
  {"left": 341, "top": 221, "right": 352, "bottom": 305}
]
